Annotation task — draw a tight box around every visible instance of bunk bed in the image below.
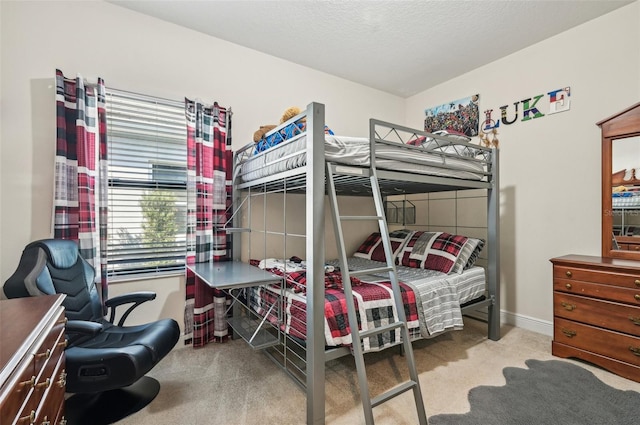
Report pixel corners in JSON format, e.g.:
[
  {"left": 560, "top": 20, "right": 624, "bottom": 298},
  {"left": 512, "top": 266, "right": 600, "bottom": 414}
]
[
  {"left": 228, "top": 102, "right": 500, "bottom": 424},
  {"left": 611, "top": 169, "right": 640, "bottom": 249}
]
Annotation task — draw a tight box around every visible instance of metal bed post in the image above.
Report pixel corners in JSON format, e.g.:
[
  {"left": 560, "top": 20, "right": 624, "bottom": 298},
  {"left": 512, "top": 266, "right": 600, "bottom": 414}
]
[
  {"left": 231, "top": 150, "right": 243, "bottom": 262},
  {"left": 305, "top": 102, "right": 326, "bottom": 425},
  {"left": 487, "top": 147, "right": 501, "bottom": 341}
]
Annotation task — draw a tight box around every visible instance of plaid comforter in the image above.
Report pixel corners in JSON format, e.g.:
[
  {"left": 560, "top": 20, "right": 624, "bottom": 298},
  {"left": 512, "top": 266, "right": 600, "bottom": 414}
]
[{"left": 249, "top": 263, "right": 421, "bottom": 352}]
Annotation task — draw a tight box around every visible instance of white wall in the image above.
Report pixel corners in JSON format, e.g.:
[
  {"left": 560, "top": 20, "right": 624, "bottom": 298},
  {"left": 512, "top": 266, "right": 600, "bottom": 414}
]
[
  {"left": 0, "top": 1, "right": 402, "bottom": 330},
  {"left": 406, "top": 2, "right": 640, "bottom": 333},
  {"left": 2, "top": 1, "right": 639, "bottom": 337}
]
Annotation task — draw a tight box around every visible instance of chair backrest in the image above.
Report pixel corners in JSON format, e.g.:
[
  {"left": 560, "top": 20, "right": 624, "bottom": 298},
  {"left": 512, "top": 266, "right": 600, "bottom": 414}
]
[{"left": 3, "top": 239, "right": 104, "bottom": 322}]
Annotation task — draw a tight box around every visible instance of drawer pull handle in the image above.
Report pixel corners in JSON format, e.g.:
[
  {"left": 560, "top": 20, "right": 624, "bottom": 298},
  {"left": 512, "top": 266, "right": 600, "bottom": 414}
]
[
  {"left": 60, "top": 419, "right": 67, "bottom": 425},
  {"left": 18, "top": 410, "right": 35, "bottom": 424},
  {"left": 36, "top": 378, "right": 51, "bottom": 389},
  {"left": 630, "top": 316, "right": 640, "bottom": 325},
  {"left": 58, "top": 339, "right": 68, "bottom": 348},
  {"left": 565, "top": 271, "right": 572, "bottom": 278},
  {"left": 561, "top": 302, "right": 576, "bottom": 312},
  {"left": 20, "top": 375, "right": 36, "bottom": 388},
  {"left": 41, "top": 417, "right": 50, "bottom": 425},
  {"left": 565, "top": 283, "right": 572, "bottom": 290},
  {"left": 561, "top": 328, "right": 577, "bottom": 338},
  {"left": 35, "top": 348, "right": 51, "bottom": 359},
  {"left": 58, "top": 370, "right": 67, "bottom": 388},
  {"left": 630, "top": 346, "right": 640, "bottom": 356},
  {"left": 635, "top": 294, "right": 640, "bottom": 301},
  {"left": 635, "top": 279, "right": 640, "bottom": 287}
]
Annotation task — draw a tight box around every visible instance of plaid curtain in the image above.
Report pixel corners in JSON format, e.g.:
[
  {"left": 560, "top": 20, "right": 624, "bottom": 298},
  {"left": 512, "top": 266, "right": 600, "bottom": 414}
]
[
  {"left": 53, "top": 69, "right": 108, "bottom": 304},
  {"left": 184, "top": 99, "right": 232, "bottom": 347}
]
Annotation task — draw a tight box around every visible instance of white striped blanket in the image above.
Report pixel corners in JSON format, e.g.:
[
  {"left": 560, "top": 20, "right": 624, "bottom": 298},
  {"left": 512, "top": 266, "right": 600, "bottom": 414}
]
[{"left": 330, "top": 257, "right": 482, "bottom": 337}]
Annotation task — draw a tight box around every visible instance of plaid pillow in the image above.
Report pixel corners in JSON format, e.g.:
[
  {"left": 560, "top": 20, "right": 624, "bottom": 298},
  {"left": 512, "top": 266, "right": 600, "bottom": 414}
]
[
  {"left": 451, "top": 238, "right": 485, "bottom": 274},
  {"left": 406, "top": 136, "right": 427, "bottom": 146},
  {"left": 398, "top": 231, "right": 468, "bottom": 274},
  {"left": 464, "top": 239, "right": 485, "bottom": 270},
  {"left": 353, "top": 229, "right": 413, "bottom": 262},
  {"left": 398, "top": 231, "right": 434, "bottom": 268}
]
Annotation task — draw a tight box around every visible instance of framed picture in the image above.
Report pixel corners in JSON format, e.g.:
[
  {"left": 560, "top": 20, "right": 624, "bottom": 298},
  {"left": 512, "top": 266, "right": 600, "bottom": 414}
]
[{"left": 424, "top": 94, "right": 480, "bottom": 137}]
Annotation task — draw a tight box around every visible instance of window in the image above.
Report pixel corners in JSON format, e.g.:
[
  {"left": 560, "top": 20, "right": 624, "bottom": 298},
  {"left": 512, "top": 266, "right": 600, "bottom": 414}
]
[{"left": 105, "top": 89, "right": 187, "bottom": 278}]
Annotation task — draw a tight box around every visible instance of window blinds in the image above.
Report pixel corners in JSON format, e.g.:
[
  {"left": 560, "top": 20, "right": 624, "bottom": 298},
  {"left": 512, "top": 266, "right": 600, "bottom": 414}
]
[{"left": 105, "top": 89, "right": 187, "bottom": 278}]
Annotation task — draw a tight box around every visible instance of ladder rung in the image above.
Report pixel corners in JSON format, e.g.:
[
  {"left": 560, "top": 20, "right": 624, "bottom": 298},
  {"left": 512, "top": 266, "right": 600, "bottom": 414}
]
[
  {"left": 349, "top": 266, "right": 394, "bottom": 276},
  {"left": 340, "top": 215, "right": 383, "bottom": 221},
  {"left": 359, "top": 321, "right": 404, "bottom": 339},
  {"left": 371, "top": 380, "right": 418, "bottom": 407}
]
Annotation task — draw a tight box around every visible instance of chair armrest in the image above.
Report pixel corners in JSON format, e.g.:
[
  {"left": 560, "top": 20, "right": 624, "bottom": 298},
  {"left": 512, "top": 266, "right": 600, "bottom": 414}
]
[
  {"left": 65, "top": 320, "right": 104, "bottom": 348},
  {"left": 105, "top": 291, "right": 157, "bottom": 326},
  {"left": 105, "top": 291, "right": 156, "bottom": 308}
]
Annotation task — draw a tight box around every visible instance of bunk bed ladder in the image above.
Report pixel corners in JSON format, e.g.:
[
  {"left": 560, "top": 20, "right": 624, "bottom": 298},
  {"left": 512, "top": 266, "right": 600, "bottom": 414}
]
[{"left": 326, "top": 163, "right": 429, "bottom": 425}]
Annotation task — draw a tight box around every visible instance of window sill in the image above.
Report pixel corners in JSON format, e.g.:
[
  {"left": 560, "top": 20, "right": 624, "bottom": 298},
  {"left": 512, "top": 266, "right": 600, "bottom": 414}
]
[{"left": 108, "top": 269, "right": 185, "bottom": 284}]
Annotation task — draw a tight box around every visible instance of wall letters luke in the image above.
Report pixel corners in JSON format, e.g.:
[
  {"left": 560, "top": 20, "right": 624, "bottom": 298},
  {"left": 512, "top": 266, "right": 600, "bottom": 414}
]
[{"left": 482, "top": 86, "right": 571, "bottom": 132}]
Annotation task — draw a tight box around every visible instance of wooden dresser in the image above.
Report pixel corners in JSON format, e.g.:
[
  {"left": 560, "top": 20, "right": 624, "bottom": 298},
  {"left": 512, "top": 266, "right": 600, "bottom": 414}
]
[
  {"left": 0, "top": 295, "right": 67, "bottom": 425},
  {"left": 551, "top": 255, "right": 640, "bottom": 382}
]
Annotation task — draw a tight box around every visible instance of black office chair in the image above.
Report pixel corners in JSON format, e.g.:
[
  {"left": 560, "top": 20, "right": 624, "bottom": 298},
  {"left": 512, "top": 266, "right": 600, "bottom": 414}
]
[{"left": 2, "top": 239, "right": 181, "bottom": 425}]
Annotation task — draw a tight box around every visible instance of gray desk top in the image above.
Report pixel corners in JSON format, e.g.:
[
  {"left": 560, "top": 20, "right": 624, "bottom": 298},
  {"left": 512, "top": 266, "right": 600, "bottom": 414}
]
[{"left": 187, "top": 261, "right": 281, "bottom": 289}]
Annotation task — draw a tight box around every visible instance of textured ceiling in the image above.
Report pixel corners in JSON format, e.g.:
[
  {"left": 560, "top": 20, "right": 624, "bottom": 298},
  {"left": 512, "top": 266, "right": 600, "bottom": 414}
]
[{"left": 109, "top": 0, "right": 634, "bottom": 97}]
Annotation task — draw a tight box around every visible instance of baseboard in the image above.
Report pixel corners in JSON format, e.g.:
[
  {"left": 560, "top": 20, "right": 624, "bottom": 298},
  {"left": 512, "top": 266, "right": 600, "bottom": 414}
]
[{"left": 501, "top": 310, "right": 553, "bottom": 336}]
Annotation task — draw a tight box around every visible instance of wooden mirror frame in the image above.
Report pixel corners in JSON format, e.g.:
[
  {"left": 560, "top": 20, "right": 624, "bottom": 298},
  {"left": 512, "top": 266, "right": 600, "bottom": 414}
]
[{"left": 598, "top": 102, "right": 640, "bottom": 259}]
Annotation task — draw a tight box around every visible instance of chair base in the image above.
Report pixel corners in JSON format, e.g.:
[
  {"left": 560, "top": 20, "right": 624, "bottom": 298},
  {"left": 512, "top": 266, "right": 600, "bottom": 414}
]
[{"left": 65, "top": 376, "right": 160, "bottom": 425}]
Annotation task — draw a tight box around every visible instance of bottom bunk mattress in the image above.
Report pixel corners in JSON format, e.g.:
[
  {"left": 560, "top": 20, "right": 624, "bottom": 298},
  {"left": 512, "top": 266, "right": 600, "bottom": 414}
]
[{"left": 248, "top": 258, "right": 486, "bottom": 353}]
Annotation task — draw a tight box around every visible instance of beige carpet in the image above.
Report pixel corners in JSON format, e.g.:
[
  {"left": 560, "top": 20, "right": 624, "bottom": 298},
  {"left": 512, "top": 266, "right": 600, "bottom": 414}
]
[{"left": 115, "top": 319, "right": 639, "bottom": 425}]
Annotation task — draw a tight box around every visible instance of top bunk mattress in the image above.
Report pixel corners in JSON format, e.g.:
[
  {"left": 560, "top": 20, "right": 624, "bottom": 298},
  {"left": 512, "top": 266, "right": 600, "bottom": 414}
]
[
  {"left": 613, "top": 191, "right": 640, "bottom": 208},
  {"left": 236, "top": 133, "right": 488, "bottom": 184}
]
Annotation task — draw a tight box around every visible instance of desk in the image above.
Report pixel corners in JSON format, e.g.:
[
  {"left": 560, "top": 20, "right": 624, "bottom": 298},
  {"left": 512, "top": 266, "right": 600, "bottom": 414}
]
[
  {"left": 188, "top": 261, "right": 280, "bottom": 289},
  {"left": 187, "top": 261, "right": 282, "bottom": 349}
]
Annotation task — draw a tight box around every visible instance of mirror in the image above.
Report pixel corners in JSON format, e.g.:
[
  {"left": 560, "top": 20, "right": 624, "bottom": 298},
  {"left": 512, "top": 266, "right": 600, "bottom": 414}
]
[
  {"left": 599, "top": 102, "right": 640, "bottom": 260},
  {"left": 611, "top": 136, "right": 640, "bottom": 251}
]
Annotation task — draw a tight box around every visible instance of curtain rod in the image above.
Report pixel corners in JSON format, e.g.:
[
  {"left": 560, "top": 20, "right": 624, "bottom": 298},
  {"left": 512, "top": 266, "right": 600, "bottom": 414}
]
[
  {"left": 81, "top": 78, "right": 230, "bottom": 112},
  {"left": 106, "top": 87, "right": 184, "bottom": 108}
]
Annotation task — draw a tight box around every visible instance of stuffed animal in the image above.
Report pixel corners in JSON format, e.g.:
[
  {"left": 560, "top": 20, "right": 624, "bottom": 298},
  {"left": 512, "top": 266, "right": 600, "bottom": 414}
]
[
  {"left": 253, "top": 125, "right": 277, "bottom": 143},
  {"left": 253, "top": 106, "right": 334, "bottom": 144},
  {"left": 280, "top": 106, "right": 334, "bottom": 135},
  {"left": 479, "top": 127, "right": 499, "bottom": 148},
  {"left": 280, "top": 106, "right": 303, "bottom": 123},
  {"left": 252, "top": 106, "right": 304, "bottom": 143}
]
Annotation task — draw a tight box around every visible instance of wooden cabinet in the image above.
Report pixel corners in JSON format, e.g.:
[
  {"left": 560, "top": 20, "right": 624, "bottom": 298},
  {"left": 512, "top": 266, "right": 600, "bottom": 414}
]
[
  {"left": 0, "top": 295, "right": 67, "bottom": 425},
  {"left": 551, "top": 255, "right": 640, "bottom": 382}
]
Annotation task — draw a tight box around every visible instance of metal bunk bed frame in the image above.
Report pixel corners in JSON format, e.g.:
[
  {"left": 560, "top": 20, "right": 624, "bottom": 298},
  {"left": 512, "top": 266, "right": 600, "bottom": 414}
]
[{"left": 232, "top": 102, "right": 500, "bottom": 425}]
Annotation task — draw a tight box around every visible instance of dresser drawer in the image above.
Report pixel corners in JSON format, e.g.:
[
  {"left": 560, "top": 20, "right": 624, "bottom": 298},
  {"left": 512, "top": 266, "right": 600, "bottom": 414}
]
[
  {"left": 0, "top": 296, "right": 66, "bottom": 425},
  {"left": 33, "top": 311, "right": 66, "bottom": 375},
  {"left": 554, "top": 292, "right": 640, "bottom": 336},
  {"left": 554, "top": 317, "right": 640, "bottom": 366},
  {"left": 554, "top": 264, "right": 640, "bottom": 289},
  {"left": 554, "top": 278, "right": 640, "bottom": 305},
  {"left": 0, "top": 356, "right": 37, "bottom": 425},
  {"left": 35, "top": 354, "right": 66, "bottom": 425}
]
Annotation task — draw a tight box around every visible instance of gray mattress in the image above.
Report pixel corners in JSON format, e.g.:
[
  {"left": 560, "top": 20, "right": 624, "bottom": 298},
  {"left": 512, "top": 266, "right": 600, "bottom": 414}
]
[{"left": 236, "top": 134, "right": 487, "bottom": 183}]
